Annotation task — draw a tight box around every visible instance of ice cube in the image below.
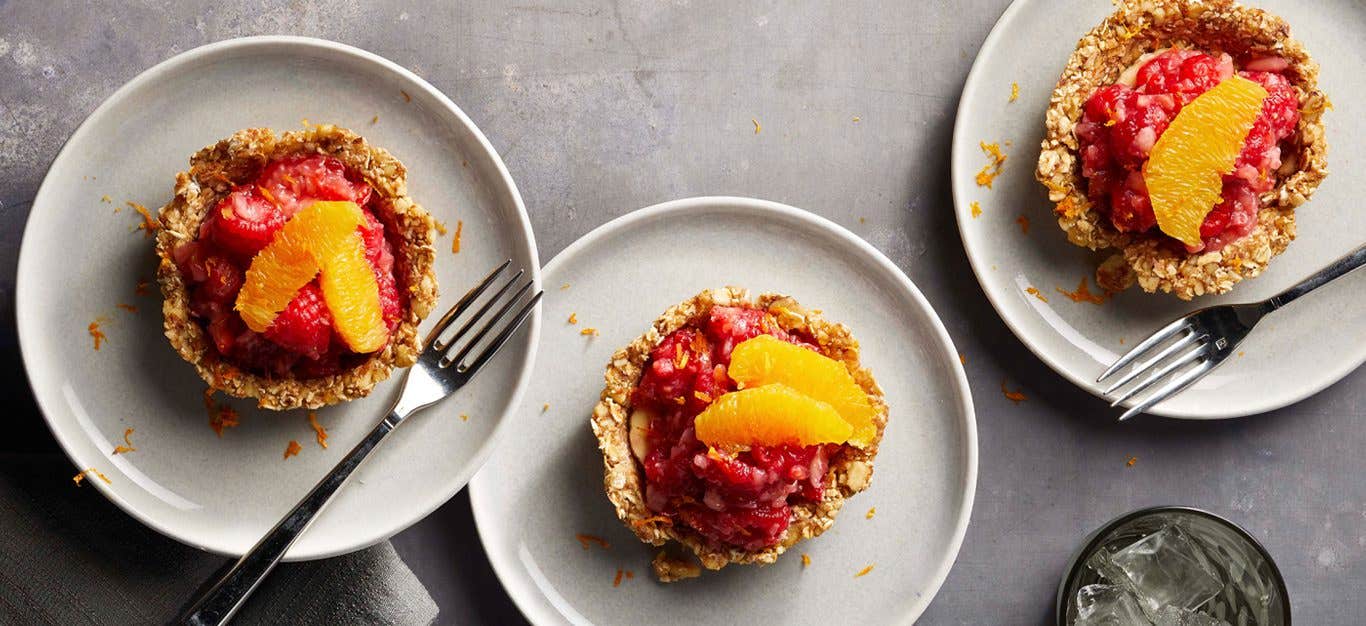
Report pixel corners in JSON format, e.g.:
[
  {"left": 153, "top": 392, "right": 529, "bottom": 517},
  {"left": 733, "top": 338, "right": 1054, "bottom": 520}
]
[
  {"left": 1152, "top": 606, "right": 1231, "bottom": 626},
  {"left": 1110, "top": 525, "right": 1223, "bottom": 617},
  {"left": 1075, "top": 584, "right": 1150, "bottom": 625}
]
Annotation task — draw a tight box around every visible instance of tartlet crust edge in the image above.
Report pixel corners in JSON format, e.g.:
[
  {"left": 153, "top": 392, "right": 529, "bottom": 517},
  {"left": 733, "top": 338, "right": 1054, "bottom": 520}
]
[
  {"left": 1035, "top": 0, "right": 1329, "bottom": 300},
  {"left": 590, "top": 287, "right": 888, "bottom": 579},
  {"left": 155, "top": 125, "right": 439, "bottom": 410}
]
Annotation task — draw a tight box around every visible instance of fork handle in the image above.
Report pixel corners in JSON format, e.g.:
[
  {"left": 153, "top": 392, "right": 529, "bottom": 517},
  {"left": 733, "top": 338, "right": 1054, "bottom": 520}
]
[
  {"left": 175, "top": 410, "right": 403, "bottom": 625},
  {"left": 1266, "top": 243, "right": 1366, "bottom": 312}
]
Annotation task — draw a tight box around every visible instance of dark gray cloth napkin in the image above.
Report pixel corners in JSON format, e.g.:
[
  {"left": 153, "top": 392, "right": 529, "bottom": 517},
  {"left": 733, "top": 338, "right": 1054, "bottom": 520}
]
[{"left": 0, "top": 454, "right": 438, "bottom": 625}]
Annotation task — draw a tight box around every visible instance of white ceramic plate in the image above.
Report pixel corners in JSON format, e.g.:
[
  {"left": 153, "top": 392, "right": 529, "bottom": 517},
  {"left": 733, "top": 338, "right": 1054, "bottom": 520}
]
[
  {"left": 469, "top": 197, "right": 976, "bottom": 625},
  {"left": 15, "top": 37, "right": 541, "bottom": 559},
  {"left": 952, "top": 0, "right": 1366, "bottom": 418}
]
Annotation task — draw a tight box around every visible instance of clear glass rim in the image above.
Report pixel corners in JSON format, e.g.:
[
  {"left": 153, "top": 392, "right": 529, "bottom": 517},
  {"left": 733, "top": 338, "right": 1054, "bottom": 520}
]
[{"left": 1054, "top": 505, "right": 1292, "bottom": 626}]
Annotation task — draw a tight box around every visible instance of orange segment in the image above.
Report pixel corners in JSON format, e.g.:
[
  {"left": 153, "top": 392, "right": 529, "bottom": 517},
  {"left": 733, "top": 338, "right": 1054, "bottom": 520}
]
[
  {"left": 235, "top": 200, "right": 387, "bottom": 353},
  {"left": 727, "top": 335, "right": 878, "bottom": 446},
  {"left": 1145, "top": 75, "right": 1267, "bottom": 247},
  {"left": 694, "top": 384, "right": 853, "bottom": 448}
]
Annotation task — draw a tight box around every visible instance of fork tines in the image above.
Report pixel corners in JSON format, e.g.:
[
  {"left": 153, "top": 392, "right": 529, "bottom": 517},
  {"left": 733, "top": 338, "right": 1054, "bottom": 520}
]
[
  {"left": 1096, "top": 318, "right": 1216, "bottom": 421},
  {"left": 424, "top": 259, "right": 543, "bottom": 374}
]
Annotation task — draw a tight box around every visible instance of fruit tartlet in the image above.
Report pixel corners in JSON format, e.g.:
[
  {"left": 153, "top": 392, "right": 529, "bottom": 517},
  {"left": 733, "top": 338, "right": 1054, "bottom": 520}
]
[
  {"left": 155, "top": 125, "right": 438, "bottom": 409},
  {"left": 1036, "top": 0, "right": 1329, "bottom": 299},
  {"left": 591, "top": 287, "right": 887, "bottom": 581}
]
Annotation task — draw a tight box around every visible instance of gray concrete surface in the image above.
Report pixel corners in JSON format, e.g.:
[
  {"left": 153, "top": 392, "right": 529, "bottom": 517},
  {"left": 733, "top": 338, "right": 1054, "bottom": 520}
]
[{"left": 2, "top": 1, "right": 1362, "bottom": 623}]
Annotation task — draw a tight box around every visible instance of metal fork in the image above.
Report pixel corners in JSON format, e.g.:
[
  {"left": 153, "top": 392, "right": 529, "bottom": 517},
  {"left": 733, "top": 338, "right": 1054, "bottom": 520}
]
[
  {"left": 1098, "top": 243, "right": 1366, "bottom": 421},
  {"left": 177, "top": 260, "right": 541, "bottom": 625}
]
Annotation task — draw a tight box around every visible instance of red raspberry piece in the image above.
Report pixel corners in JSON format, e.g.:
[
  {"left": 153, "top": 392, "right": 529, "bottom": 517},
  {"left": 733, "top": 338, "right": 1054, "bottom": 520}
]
[
  {"left": 263, "top": 283, "right": 333, "bottom": 360},
  {"left": 199, "top": 255, "right": 243, "bottom": 303},
  {"left": 257, "top": 154, "right": 373, "bottom": 217},
  {"left": 208, "top": 187, "right": 286, "bottom": 259},
  {"left": 1109, "top": 171, "right": 1157, "bottom": 233}
]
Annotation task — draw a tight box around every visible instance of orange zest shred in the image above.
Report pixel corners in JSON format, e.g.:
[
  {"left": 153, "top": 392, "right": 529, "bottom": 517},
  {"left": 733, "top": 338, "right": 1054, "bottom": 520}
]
[
  {"left": 580, "top": 328, "right": 599, "bottom": 337},
  {"left": 284, "top": 440, "right": 302, "bottom": 459},
  {"left": 256, "top": 185, "right": 279, "bottom": 207},
  {"left": 72, "top": 467, "right": 111, "bottom": 487},
  {"left": 135, "top": 280, "right": 150, "bottom": 296},
  {"left": 855, "top": 564, "right": 875, "bottom": 578},
  {"left": 693, "top": 390, "right": 712, "bottom": 403},
  {"left": 1001, "top": 380, "right": 1027, "bottom": 404},
  {"left": 460, "top": 413, "right": 469, "bottom": 422},
  {"left": 974, "top": 141, "right": 1007, "bottom": 188},
  {"left": 970, "top": 201, "right": 982, "bottom": 218},
  {"left": 204, "top": 389, "right": 241, "bottom": 437},
  {"left": 1057, "top": 277, "right": 1107, "bottom": 305},
  {"left": 308, "top": 411, "right": 328, "bottom": 449},
  {"left": 568, "top": 313, "right": 578, "bottom": 325},
  {"left": 1016, "top": 214, "right": 1030, "bottom": 234},
  {"left": 371, "top": 115, "right": 379, "bottom": 124},
  {"left": 752, "top": 117, "right": 761, "bottom": 134},
  {"left": 1126, "top": 455, "right": 1138, "bottom": 467},
  {"left": 401, "top": 89, "right": 412, "bottom": 103},
  {"left": 281, "top": 173, "right": 297, "bottom": 187},
  {"left": 1009, "top": 81, "right": 1020, "bottom": 102},
  {"left": 112, "top": 428, "right": 136, "bottom": 455},
  {"left": 1026, "top": 287, "right": 1048, "bottom": 303},
  {"left": 542, "top": 402, "right": 550, "bottom": 412},
  {"left": 452, "top": 220, "right": 463, "bottom": 254},
  {"left": 630, "top": 515, "right": 673, "bottom": 528},
  {"left": 959, "top": 353, "right": 967, "bottom": 366},
  {"left": 128, "top": 201, "right": 159, "bottom": 236},
  {"left": 801, "top": 553, "right": 811, "bottom": 568},
  {"left": 672, "top": 343, "right": 688, "bottom": 369},
  {"left": 560, "top": 283, "right": 571, "bottom": 290},
  {"left": 575, "top": 533, "right": 610, "bottom": 551},
  {"left": 116, "top": 303, "right": 138, "bottom": 313},
  {"left": 625, "top": 570, "right": 634, "bottom": 579},
  {"left": 865, "top": 507, "right": 876, "bottom": 520},
  {"left": 613, "top": 568, "right": 624, "bottom": 587},
  {"left": 88, "top": 317, "right": 108, "bottom": 350},
  {"left": 100, "top": 194, "right": 112, "bottom": 204}
]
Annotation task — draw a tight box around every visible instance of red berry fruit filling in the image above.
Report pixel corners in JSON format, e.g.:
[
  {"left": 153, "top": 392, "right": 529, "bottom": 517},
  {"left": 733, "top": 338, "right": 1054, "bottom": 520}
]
[
  {"left": 631, "top": 306, "right": 838, "bottom": 552},
  {"left": 174, "top": 154, "right": 405, "bottom": 378},
  {"left": 1075, "top": 49, "right": 1299, "bottom": 252}
]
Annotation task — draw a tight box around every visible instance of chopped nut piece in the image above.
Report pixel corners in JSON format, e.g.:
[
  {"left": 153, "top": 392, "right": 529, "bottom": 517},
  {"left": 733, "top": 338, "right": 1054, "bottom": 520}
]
[{"left": 652, "top": 551, "right": 701, "bottom": 582}]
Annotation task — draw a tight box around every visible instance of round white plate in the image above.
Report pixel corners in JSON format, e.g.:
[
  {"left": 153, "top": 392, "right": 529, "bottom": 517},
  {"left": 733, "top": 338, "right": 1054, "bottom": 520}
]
[
  {"left": 469, "top": 197, "right": 976, "bottom": 625},
  {"left": 15, "top": 37, "right": 541, "bottom": 560},
  {"left": 952, "top": 0, "right": 1366, "bottom": 419}
]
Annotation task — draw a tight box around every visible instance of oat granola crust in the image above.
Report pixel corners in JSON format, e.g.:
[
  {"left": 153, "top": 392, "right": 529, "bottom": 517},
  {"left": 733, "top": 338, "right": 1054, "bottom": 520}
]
[
  {"left": 155, "top": 125, "right": 439, "bottom": 410},
  {"left": 1036, "top": 0, "right": 1329, "bottom": 300},
  {"left": 590, "top": 287, "right": 888, "bottom": 579}
]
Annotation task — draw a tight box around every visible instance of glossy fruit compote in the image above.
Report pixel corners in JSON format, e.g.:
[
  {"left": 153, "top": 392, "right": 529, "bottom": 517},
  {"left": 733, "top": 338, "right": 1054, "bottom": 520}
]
[
  {"left": 630, "top": 306, "right": 840, "bottom": 552},
  {"left": 1075, "top": 49, "right": 1300, "bottom": 252},
  {"left": 174, "top": 155, "right": 403, "bottom": 377}
]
